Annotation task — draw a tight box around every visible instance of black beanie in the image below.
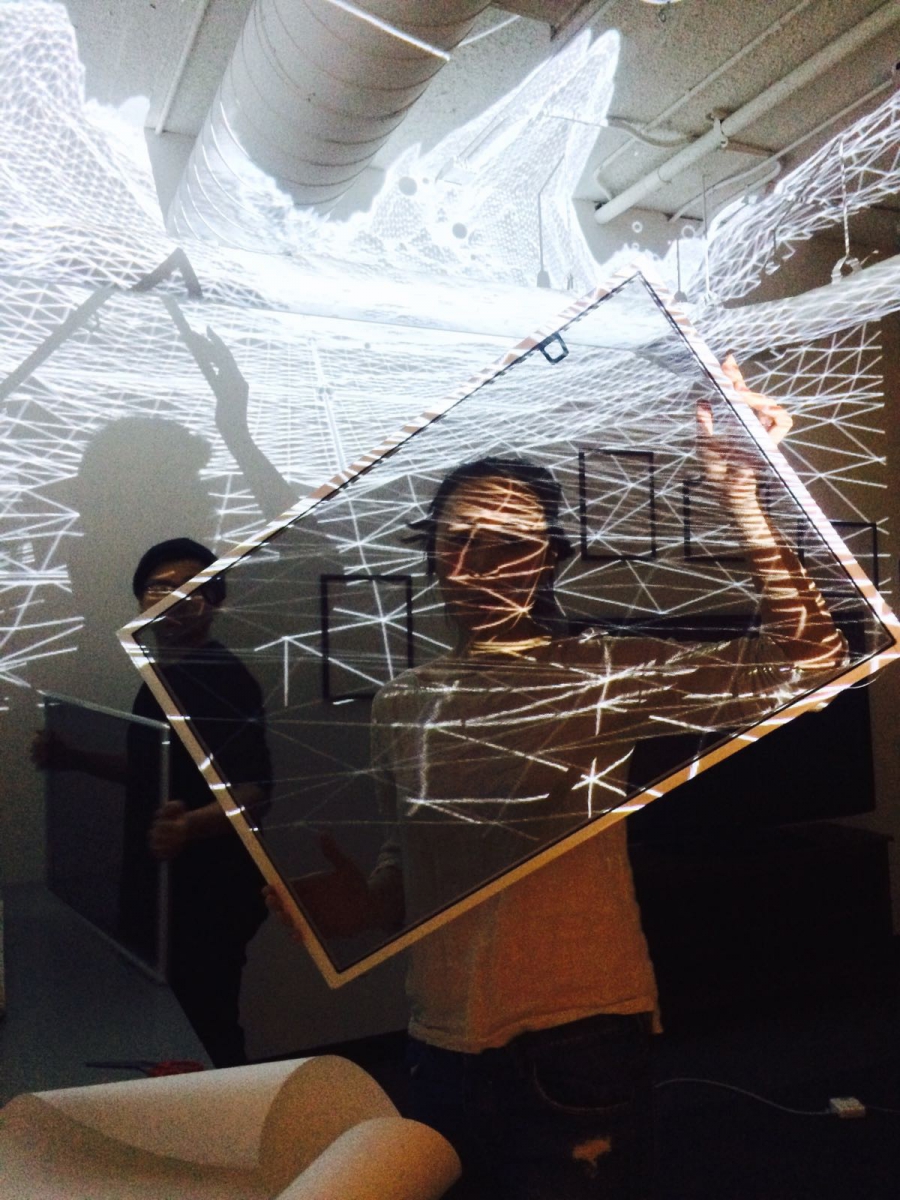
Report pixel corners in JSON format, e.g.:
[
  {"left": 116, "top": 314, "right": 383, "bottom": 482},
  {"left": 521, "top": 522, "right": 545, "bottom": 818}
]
[{"left": 132, "top": 538, "right": 224, "bottom": 604}]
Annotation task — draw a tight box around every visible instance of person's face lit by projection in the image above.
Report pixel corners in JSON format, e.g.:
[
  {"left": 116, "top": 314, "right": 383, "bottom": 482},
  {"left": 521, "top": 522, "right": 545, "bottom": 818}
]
[
  {"left": 139, "top": 557, "right": 216, "bottom": 650},
  {"left": 434, "top": 476, "right": 556, "bottom": 642}
]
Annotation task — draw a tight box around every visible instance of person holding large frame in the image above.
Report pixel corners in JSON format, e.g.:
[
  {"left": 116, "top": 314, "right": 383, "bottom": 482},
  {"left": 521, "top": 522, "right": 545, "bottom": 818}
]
[{"left": 275, "top": 358, "right": 844, "bottom": 1196}]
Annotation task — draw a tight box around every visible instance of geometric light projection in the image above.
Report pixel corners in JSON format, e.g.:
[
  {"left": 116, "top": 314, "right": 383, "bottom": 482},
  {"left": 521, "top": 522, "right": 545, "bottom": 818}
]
[
  {"left": 739, "top": 323, "right": 886, "bottom": 511},
  {"left": 2, "top": 4, "right": 900, "bottom": 712},
  {"left": 701, "top": 88, "right": 900, "bottom": 306},
  {"left": 120, "top": 271, "right": 900, "bottom": 985},
  {"left": 578, "top": 449, "right": 657, "bottom": 561},
  {"left": 0, "top": 1, "right": 618, "bottom": 295},
  {"left": 0, "top": 274, "right": 508, "bottom": 693}
]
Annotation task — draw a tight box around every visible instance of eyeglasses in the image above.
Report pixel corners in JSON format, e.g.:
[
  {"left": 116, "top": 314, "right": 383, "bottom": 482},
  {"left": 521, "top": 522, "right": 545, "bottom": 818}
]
[{"left": 142, "top": 582, "right": 212, "bottom": 604}]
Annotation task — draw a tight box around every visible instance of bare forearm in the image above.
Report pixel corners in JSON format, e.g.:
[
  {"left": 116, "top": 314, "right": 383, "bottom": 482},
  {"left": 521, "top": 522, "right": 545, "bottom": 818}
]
[
  {"left": 66, "top": 748, "right": 127, "bottom": 784},
  {"left": 220, "top": 429, "right": 297, "bottom": 523},
  {"left": 735, "top": 499, "right": 843, "bottom": 668},
  {"left": 182, "top": 800, "right": 231, "bottom": 841}
]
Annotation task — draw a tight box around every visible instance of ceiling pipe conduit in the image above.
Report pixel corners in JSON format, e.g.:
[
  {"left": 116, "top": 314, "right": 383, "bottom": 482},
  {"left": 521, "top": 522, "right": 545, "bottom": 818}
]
[
  {"left": 667, "top": 76, "right": 894, "bottom": 225},
  {"left": 168, "top": 0, "right": 490, "bottom": 237},
  {"left": 594, "top": 0, "right": 819, "bottom": 176},
  {"left": 594, "top": 0, "right": 900, "bottom": 225}
]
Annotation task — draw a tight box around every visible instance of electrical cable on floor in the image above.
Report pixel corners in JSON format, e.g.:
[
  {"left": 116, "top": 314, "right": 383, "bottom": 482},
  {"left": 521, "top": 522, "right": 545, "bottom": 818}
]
[
  {"left": 656, "top": 1078, "right": 900, "bottom": 1118},
  {"left": 655, "top": 1077, "right": 832, "bottom": 1116}
]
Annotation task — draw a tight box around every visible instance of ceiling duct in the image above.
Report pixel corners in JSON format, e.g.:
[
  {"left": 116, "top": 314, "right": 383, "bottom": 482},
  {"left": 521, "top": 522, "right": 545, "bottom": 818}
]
[{"left": 167, "top": 0, "right": 490, "bottom": 240}]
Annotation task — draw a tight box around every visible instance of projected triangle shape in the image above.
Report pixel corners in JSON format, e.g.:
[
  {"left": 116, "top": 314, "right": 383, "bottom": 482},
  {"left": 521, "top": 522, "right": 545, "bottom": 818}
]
[{"left": 120, "top": 269, "right": 900, "bottom": 986}]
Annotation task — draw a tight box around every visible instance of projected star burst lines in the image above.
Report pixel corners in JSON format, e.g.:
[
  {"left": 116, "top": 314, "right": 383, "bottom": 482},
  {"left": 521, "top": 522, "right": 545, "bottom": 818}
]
[
  {"left": 740, "top": 325, "right": 887, "bottom": 589},
  {"left": 0, "top": 0, "right": 899, "bottom": 712},
  {"left": 0, "top": 289, "right": 890, "bottom": 692},
  {"left": 119, "top": 276, "right": 897, "bottom": 984}
]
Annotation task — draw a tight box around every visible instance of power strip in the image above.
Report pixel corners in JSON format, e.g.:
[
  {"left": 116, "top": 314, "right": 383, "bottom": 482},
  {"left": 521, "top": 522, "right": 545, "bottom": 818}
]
[{"left": 829, "top": 1096, "right": 866, "bottom": 1119}]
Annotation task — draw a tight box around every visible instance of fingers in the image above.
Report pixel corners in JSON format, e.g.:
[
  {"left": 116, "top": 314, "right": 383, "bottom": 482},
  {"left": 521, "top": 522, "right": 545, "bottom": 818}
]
[
  {"left": 148, "top": 801, "right": 188, "bottom": 860},
  {"left": 754, "top": 400, "right": 792, "bottom": 446},
  {"left": 695, "top": 399, "right": 714, "bottom": 437},
  {"left": 185, "top": 328, "right": 212, "bottom": 368},
  {"left": 205, "top": 327, "right": 228, "bottom": 356},
  {"left": 719, "top": 355, "right": 792, "bottom": 446},
  {"left": 318, "top": 834, "right": 368, "bottom": 887},
  {"left": 30, "top": 730, "right": 48, "bottom": 768},
  {"left": 31, "top": 730, "right": 71, "bottom": 770},
  {"left": 263, "top": 884, "right": 306, "bottom": 943},
  {"left": 157, "top": 799, "right": 186, "bottom": 819},
  {"left": 734, "top": 392, "right": 792, "bottom": 445},
  {"left": 263, "top": 884, "right": 288, "bottom": 921},
  {"left": 318, "top": 832, "right": 350, "bottom": 870},
  {"left": 720, "top": 352, "right": 742, "bottom": 386}
]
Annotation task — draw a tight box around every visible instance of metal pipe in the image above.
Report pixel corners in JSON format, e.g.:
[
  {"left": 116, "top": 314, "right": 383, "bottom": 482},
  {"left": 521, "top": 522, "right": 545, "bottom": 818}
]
[
  {"left": 594, "top": 0, "right": 819, "bottom": 175},
  {"left": 154, "top": 0, "right": 213, "bottom": 136},
  {"left": 168, "top": 0, "right": 490, "bottom": 235},
  {"left": 667, "top": 77, "right": 893, "bottom": 224},
  {"left": 321, "top": 0, "right": 450, "bottom": 59},
  {"left": 595, "top": 0, "right": 900, "bottom": 224},
  {"left": 604, "top": 116, "right": 690, "bottom": 149},
  {"left": 459, "top": 12, "right": 519, "bottom": 46}
]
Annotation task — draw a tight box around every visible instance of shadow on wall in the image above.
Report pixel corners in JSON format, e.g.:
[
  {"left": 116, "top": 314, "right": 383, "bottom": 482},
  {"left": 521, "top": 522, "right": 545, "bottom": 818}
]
[{"left": 45, "top": 416, "right": 216, "bottom": 702}]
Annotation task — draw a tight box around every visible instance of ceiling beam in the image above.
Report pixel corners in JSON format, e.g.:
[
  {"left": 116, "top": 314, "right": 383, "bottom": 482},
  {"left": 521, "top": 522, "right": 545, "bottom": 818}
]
[
  {"left": 493, "top": 0, "right": 617, "bottom": 40},
  {"left": 153, "top": 0, "right": 214, "bottom": 136}
]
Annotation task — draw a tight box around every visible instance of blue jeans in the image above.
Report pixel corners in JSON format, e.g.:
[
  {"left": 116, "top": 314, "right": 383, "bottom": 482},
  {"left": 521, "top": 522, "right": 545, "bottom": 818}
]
[{"left": 407, "top": 1012, "right": 655, "bottom": 1200}]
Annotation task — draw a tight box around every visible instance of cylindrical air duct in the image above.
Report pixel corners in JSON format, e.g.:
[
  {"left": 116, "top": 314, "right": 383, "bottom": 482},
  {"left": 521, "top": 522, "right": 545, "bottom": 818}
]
[{"left": 168, "top": 0, "right": 490, "bottom": 240}]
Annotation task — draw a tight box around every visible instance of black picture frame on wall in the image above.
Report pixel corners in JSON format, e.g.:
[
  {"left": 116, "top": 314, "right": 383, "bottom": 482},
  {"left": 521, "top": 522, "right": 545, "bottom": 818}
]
[
  {"left": 578, "top": 448, "right": 658, "bottom": 561},
  {"left": 319, "top": 573, "right": 415, "bottom": 703}
]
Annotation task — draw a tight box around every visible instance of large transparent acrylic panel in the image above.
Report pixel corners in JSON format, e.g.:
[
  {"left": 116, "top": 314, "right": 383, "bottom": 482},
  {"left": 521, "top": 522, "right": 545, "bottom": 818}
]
[
  {"left": 130, "top": 274, "right": 895, "bottom": 977},
  {"left": 43, "top": 694, "right": 169, "bottom": 977}
]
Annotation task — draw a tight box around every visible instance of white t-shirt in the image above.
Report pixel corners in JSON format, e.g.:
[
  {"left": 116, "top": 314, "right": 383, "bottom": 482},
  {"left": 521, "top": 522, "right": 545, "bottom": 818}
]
[{"left": 371, "top": 630, "right": 807, "bottom": 1052}]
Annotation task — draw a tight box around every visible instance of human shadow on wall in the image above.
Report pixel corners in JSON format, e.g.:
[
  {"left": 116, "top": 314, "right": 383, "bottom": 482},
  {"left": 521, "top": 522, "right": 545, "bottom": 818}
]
[
  {"left": 48, "top": 416, "right": 218, "bottom": 702},
  {"left": 48, "top": 384, "right": 298, "bottom": 706}
]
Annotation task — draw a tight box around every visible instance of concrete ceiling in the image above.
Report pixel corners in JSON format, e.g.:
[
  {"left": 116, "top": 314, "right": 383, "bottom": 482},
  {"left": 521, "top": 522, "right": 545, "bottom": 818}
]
[{"left": 61, "top": 0, "right": 900, "bottom": 240}]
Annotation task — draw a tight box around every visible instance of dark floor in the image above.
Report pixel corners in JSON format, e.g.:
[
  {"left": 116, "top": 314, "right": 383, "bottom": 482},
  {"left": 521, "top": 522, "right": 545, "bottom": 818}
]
[
  {"left": 326, "top": 974, "right": 900, "bottom": 1200},
  {"left": 649, "top": 999, "right": 900, "bottom": 1200},
  {"left": 4, "top": 884, "right": 899, "bottom": 1197},
  {"left": 0, "top": 884, "right": 209, "bottom": 1105}
]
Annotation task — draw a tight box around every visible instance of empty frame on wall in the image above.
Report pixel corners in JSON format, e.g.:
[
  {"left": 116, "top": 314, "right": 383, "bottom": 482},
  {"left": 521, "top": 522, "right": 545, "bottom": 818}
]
[{"left": 119, "top": 270, "right": 900, "bottom": 985}]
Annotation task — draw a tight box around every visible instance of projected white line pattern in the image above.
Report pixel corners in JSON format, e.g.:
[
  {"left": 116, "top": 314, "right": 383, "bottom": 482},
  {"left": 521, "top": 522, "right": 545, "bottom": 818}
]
[
  {"left": 121, "top": 272, "right": 889, "bottom": 766},
  {"left": 702, "top": 256, "right": 900, "bottom": 360},
  {"left": 694, "top": 88, "right": 900, "bottom": 306},
  {"left": 0, "top": 0, "right": 898, "bottom": 708},
  {"left": 3, "top": 293, "right": 887, "bottom": 690},
  {"left": 740, "top": 325, "right": 886, "bottom": 529}
]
